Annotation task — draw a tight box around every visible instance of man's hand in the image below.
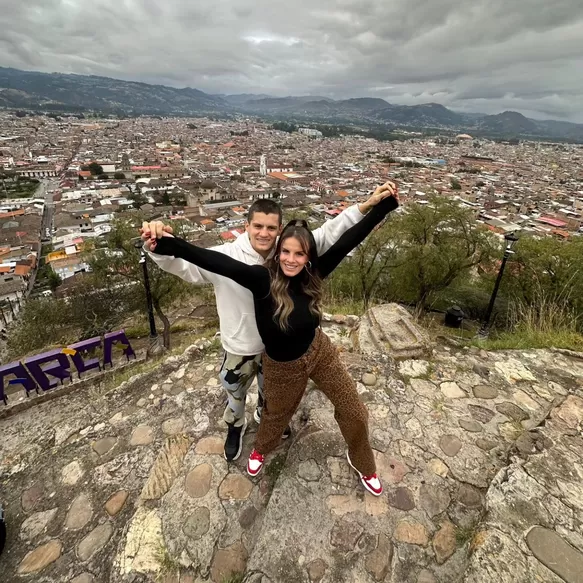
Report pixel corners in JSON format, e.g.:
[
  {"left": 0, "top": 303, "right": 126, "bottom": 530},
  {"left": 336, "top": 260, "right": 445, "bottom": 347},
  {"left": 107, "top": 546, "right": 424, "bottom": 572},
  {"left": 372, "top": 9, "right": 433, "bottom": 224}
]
[
  {"left": 359, "top": 181, "right": 399, "bottom": 214},
  {"left": 140, "top": 221, "right": 174, "bottom": 251}
]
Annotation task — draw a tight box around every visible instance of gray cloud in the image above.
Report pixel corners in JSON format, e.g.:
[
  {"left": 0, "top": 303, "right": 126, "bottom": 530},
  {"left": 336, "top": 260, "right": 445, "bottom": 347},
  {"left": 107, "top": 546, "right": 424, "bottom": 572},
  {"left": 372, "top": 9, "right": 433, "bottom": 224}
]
[{"left": 0, "top": 0, "right": 582, "bottom": 121}]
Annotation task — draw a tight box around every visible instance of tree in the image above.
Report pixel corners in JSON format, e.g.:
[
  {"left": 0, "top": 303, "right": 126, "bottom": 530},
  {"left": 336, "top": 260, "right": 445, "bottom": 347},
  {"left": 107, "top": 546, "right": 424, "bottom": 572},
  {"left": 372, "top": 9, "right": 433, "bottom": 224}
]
[
  {"left": 88, "top": 162, "right": 104, "bottom": 176},
  {"left": 114, "top": 172, "right": 126, "bottom": 180},
  {"left": 450, "top": 177, "right": 462, "bottom": 190},
  {"left": 129, "top": 190, "right": 148, "bottom": 209},
  {"left": 87, "top": 217, "right": 191, "bottom": 348},
  {"left": 47, "top": 270, "right": 62, "bottom": 291}
]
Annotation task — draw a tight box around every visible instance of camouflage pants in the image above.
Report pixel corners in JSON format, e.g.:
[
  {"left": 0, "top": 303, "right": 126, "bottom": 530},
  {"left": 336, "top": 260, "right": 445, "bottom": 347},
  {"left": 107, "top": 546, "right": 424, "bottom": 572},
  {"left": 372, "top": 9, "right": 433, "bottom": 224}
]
[{"left": 219, "top": 351, "right": 265, "bottom": 428}]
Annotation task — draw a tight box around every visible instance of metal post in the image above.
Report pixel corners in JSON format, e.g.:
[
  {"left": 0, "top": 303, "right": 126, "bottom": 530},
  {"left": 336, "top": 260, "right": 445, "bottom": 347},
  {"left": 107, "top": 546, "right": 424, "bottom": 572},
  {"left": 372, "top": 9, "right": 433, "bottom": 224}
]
[
  {"left": 135, "top": 241, "right": 164, "bottom": 356},
  {"left": 478, "top": 232, "right": 518, "bottom": 338}
]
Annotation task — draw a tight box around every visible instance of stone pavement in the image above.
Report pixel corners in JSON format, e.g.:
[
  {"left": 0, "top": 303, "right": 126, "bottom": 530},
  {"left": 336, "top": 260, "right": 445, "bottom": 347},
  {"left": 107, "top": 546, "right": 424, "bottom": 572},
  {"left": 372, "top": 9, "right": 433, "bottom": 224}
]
[{"left": 1, "top": 319, "right": 583, "bottom": 582}]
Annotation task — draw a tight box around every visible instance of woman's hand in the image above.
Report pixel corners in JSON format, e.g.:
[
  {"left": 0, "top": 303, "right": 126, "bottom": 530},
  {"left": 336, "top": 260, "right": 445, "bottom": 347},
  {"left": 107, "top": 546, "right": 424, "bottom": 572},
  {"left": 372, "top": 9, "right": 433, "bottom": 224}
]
[
  {"left": 359, "top": 181, "right": 399, "bottom": 214},
  {"left": 140, "top": 221, "right": 174, "bottom": 252}
]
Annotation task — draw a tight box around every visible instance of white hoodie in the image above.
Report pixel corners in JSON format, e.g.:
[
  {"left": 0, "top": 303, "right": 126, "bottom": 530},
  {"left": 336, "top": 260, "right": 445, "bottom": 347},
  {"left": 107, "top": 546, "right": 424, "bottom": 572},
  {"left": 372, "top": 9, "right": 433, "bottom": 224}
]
[{"left": 146, "top": 204, "right": 365, "bottom": 356}]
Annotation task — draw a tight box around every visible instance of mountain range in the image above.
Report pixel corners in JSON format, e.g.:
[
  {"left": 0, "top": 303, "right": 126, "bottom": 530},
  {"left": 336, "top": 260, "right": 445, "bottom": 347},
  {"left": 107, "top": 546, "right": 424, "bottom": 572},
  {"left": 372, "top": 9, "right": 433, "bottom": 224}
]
[{"left": 1, "top": 66, "right": 582, "bottom": 142}]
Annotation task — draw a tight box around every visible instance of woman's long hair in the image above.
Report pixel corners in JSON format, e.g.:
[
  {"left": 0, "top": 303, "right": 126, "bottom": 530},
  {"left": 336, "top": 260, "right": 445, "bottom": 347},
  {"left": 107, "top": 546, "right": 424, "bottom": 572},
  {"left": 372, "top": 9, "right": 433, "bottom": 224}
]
[{"left": 266, "top": 219, "right": 323, "bottom": 331}]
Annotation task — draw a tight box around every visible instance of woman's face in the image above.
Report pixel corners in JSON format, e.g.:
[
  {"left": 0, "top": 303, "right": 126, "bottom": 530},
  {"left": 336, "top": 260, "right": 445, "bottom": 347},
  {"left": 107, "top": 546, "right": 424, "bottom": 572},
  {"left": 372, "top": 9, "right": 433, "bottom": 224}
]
[{"left": 279, "top": 236, "right": 310, "bottom": 277}]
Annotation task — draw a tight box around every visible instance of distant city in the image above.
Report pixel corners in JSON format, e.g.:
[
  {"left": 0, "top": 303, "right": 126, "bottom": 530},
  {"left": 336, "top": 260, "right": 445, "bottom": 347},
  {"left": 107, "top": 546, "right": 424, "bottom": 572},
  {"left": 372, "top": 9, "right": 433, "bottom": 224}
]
[{"left": 0, "top": 109, "right": 581, "bottom": 333}]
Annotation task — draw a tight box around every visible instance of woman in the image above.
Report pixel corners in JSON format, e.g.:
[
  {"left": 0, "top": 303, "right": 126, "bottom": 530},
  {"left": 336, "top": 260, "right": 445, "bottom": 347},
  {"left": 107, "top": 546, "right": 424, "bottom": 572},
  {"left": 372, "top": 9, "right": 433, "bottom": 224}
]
[{"left": 145, "top": 183, "right": 398, "bottom": 496}]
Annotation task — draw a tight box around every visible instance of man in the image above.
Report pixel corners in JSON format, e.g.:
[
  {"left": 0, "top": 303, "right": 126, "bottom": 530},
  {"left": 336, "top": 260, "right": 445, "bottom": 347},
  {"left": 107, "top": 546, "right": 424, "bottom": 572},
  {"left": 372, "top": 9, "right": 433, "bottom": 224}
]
[{"left": 141, "top": 187, "right": 390, "bottom": 461}]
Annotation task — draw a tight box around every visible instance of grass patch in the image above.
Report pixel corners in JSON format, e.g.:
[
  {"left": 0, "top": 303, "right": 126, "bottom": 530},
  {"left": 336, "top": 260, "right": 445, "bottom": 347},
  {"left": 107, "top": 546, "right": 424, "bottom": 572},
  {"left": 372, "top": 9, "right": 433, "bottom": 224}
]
[
  {"left": 323, "top": 298, "right": 366, "bottom": 316},
  {"left": 265, "top": 453, "right": 286, "bottom": 491},
  {"left": 455, "top": 524, "right": 478, "bottom": 547},
  {"left": 473, "top": 328, "right": 583, "bottom": 352},
  {"left": 156, "top": 546, "right": 180, "bottom": 582},
  {"left": 222, "top": 573, "right": 245, "bottom": 583}
]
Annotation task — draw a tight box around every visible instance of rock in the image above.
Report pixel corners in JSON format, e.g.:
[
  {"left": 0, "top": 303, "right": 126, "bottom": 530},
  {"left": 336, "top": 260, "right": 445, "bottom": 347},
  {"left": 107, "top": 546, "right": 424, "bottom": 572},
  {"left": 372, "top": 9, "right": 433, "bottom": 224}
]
[
  {"left": 307, "top": 558, "right": 328, "bottom": 582},
  {"left": 20, "top": 508, "right": 58, "bottom": 540},
  {"left": 185, "top": 463, "right": 213, "bottom": 498},
  {"left": 410, "top": 378, "right": 437, "bottom": 398},
  {"left": 94, "top": 422, "right": 106, "bottom": 431},
  {"left": 459, "top": 419, "right": 483, "bottom": 433},
  {"left": 417, "top": 569, "right": 437, "bottom": 583},
  {"left": 457, "top": 483, "right": 483, "bottom": 508},
  {"left": 105, "top": 490, "right": 129, "bottom": 516},
  {"left": 399, "top": 359, "right": 430, "bottom": 378},
  {"left": 433, "top": 521, "right": 456, "bottom": 564},
  {"left": 439, "top": 435, "right": 462, "bottom": 457},
  {"left": 92, "top": 437, "right": 117, "bottom": 456},
  {"left": 496, "top": 402, "right": 529, "bottom": 422},
  {"left": 357, "top": 303, "right": 430, "bottom": 359},
  {"left": 365, "top": 534, "right": 393, "bottom": 581},
  {"left": 526, "top": 526, "right": 583, "bottom": 583},
  {"left": 109, "top": 412, "right": 125, "bottom": 426},
  {"left": 141, "top": 434, "right": 190, "bottom": 500},
  {"left": 552, "top": 395, "right": 583, "bottom": 429},
  {"left": 332, "top": 314, "right": 347, "bottom": 324},
  {"left": 65, "top": 493, "right": 93, "bottom": 530},
  {"left": 116, "top": 507, "right": 164, "bottom": 575},
  {"left": 427, "top": 458, "right": 449, "bottom": 478},
  {"left": 219, "top": 474, "right": 254, "bottom": 500},
  {"left": 21, "top": 484, "right": 43, "bottom": 512},
  {"left": 70, "top": 573, "right": 94, "bottom": 583},
  {"left": 394, "top": 520, "right": 429, "bottom": 546},
  {"left": 346, "top": 315, "right": 359, "bottom": 327},
  {"left": 298, "top": 459, "right": 321, "bottom": 481},
  {"left": 468, "top": 404, "right": 496, "bottom": 423},
  {"left": 210, "top": 541, "right": 248, "bottom": 583},
  {"left": 161, "top": 418, "right": 184, "bottom": 436},
  {"left": 476, "top": 438, "right": 498, "bottom": 451},
  {"left": 327, "top": 458, "right": 359, "bottom": 488},
  {"left": 182, "top": 507, "right": 210, "bottom": 540},
  {"left": 326, "top": 495, "right": 362, "bottom": 516},
  {"left": 472, "top": 385, "right": 498, "bottom": 399},
  {"left": 62, "top": 460, "right": 84, "bottom": 486},
  {"left": 374, "top": 452, "right": 410, "bottom": 484},
  {"left": 137, "top": 398, "right": 147, "bottom": 407},
  {"left": 405, "top": 418, "right": 424, "bottom": 438},
  {"left": 494, "top": 359, "right": 536, "bottom": 383},
  {"left": 172, "top": 365, "right": 187, "bottom": 380},
  {"left": 472, "top": 364, "right": 490, "bottom": 377},
  {"left": 440, "top": 382, "right": 466, "bottom": 399},
  {"left": 130, "top": 425, "right": 154, "bottom": 446},
  {"left": 330, "top": 518, "right": 364, "bottom": 552},
  {"left": 365, "top": 495, "right": 389, "bottom": 517},
  {"left": 389, "top": 487, "right": 416, "bottom": 511},
  {"left": 77, "top": 523, "right": 113, "bottom": 561},
  {"left": 195, "top": 435, "right": 224, "bottom": 455},
  {"left": 17, "top": 540, "right": 62, "bottom": 574},
  {"left": 419, "top": 484, "right": 451, "bottom": 517},
  {"left": 362, "top": 373, "right": 377, "bottom": 386},
  {"left": 239, "top": 506, "right": 258, "bottom": 530}
]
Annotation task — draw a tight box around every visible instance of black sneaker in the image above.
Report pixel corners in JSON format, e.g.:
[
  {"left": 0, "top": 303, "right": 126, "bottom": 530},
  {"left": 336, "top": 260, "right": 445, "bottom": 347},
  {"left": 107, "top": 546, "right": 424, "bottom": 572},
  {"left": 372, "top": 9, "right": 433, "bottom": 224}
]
[
  {"left": 224, "top": 420, "right": 246, "bottom": 462},
  {"left": 282, "top": 425, "right": 292, "bottom": 440}
]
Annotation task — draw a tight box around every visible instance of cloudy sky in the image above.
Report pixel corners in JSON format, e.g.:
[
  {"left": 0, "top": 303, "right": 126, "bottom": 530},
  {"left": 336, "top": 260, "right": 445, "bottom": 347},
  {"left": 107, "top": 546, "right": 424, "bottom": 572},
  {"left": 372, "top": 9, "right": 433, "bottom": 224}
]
[{"left": 1, "top": 0, "right": 583, "bottom": 121}]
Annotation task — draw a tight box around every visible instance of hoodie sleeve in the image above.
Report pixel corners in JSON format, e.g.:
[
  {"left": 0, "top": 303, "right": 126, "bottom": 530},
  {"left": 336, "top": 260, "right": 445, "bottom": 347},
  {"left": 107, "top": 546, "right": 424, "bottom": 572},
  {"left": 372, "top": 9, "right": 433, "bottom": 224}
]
[
  {"left": 311, "top": 204, "right": 365, "bottom": 255},
  {"left": 152, "top": 236, "right": 269, "bottom": 296}
]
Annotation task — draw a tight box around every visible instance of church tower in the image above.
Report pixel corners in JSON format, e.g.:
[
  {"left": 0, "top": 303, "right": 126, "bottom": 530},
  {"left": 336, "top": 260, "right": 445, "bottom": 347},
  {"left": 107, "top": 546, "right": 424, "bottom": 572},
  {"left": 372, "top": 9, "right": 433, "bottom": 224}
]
[{"left": 260, "top": 154, "right": 267, "bottom": 177}]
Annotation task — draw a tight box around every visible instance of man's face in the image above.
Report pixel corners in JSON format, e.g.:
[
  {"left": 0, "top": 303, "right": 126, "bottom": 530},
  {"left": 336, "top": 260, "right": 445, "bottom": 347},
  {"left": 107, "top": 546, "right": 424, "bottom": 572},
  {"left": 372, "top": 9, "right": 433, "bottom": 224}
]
[{"left": 245, "top": 212, "right": 282, "bottom": 257}]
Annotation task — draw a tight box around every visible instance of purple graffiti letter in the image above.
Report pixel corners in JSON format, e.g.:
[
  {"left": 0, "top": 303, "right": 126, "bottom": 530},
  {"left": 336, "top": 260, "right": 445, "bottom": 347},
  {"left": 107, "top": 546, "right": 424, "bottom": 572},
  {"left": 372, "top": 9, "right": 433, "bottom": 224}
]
[
  {"left": 68, "top": 337, "right": 102, "bottom": 378},
  {"left": 24, "top": 349, "right": 73, "bottom": 392},
  {"left": 0, "top": 361, "right": 39, "bottom": 405},
  {"left": 103, "top": 330, "right": 136, "bottom": 368}
]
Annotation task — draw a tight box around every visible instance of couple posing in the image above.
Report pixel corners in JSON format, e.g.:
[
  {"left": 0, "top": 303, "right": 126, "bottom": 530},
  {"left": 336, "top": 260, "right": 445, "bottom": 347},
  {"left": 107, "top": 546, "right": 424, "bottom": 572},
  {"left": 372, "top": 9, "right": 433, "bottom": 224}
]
[{"left": 140, "top": 182, "right": 398, "bottom": 496}]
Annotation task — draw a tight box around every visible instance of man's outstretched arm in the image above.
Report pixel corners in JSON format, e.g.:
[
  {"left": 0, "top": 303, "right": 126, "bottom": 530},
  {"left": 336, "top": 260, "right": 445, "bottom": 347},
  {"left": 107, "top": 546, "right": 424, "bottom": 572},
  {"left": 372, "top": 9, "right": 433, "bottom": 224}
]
[{"left": 311, "top": 182, "right": 397, "bottom": 255}]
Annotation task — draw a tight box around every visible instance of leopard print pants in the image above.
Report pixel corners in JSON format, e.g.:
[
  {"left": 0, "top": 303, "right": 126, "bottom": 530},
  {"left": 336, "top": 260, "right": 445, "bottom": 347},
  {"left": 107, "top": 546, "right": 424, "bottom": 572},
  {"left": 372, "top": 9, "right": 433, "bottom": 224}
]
[{"left": 255, "top": 328, "right": 376, "bottom": 476}]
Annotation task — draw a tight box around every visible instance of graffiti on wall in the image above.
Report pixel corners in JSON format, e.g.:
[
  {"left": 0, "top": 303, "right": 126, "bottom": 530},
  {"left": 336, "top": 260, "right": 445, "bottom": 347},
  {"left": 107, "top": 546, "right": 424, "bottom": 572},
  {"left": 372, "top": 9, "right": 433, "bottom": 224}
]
[{"left": 0, "top": 330, "right": 136, "bottom": 405}]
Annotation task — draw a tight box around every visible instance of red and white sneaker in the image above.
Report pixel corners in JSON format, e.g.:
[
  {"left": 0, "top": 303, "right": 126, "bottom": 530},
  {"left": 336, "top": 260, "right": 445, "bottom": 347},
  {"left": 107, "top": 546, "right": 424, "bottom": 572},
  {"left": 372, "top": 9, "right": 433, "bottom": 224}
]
[
  {"left": 247, "top": 449, "right": 265, "bottom": 477},
  {"left": 346, "top": 451, "right": 383, "bottom": 496}
]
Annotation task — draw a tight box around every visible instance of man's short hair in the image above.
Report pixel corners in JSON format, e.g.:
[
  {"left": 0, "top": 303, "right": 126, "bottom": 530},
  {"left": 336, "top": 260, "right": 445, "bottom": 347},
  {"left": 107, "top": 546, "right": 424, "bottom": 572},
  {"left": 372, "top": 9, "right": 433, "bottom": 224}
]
[{"left": 247, "top": 199, "right": 283, "bottom": 225}]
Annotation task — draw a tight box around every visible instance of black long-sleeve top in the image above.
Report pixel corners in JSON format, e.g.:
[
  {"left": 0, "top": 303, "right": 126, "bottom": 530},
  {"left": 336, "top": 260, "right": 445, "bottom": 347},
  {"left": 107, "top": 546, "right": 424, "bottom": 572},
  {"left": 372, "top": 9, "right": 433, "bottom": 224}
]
[{"left": 154, "top": 196, "right": 398, "bottom": 361}]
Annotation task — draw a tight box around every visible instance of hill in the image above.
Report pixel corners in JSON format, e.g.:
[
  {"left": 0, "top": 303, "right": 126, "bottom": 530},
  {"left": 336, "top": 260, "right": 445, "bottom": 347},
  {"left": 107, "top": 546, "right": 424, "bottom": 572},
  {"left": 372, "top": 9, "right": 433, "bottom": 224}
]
[{"left": 2, "top": 66, "right": 583, "bottom": 141}]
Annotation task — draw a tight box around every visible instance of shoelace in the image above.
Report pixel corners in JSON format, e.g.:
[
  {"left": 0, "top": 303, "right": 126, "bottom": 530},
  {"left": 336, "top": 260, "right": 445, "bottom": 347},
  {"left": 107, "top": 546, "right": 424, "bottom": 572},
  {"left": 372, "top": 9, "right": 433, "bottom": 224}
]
[
  {"left": 249, "top": 450, "right": 264, "bottom": 461},
  {"left": 362, "top": 473, "right": 378, "bottom": 481}
]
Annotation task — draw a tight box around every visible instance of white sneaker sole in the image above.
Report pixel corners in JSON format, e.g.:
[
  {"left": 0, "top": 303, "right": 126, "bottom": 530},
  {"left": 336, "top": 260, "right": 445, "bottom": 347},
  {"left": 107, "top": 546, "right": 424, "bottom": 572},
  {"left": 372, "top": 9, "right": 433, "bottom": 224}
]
[
  {"left": 346, "top": 451, "right": 382, "bottom": 497},
  {"left": 224, "top": 420, "right": 247, "bottom": 462},
  {"left": 247, "top": 462, "right": 263, "bottom": 477}
]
